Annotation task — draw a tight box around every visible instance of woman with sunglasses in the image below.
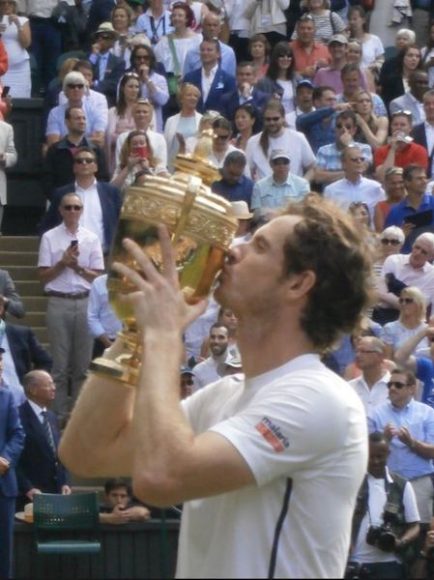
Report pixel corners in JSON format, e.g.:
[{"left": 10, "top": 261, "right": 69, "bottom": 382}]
[
  {"left": 381, "top": 286, "right": 429, "bottom": 360},
  {"left": 106, "top": 72, "right": 141, "bottom": 173},
  {"left": 209, "top": 116, "right": 239, "bottom": 168},
  {"left": 256, "top": 42, "right": 298, "bottom": 114}
]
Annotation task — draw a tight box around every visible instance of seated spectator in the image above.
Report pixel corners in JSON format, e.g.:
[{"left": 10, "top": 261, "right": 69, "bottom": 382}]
[
  {"left": 99, "top": 478, "right": 151, "bottom": 524},
  {"left": 242, "top": 0, "right": 289, "bottom": 47},
  {"left": 127, "top": 44, "right": 169, "bottom": 132},
  {"left": 296, "top": 85, "right": 341, "bottom": 153},
  {"left": 337, "top": 63, "right": 387, "bottom": 118},
  {"left": 232, "top": 104, "right": 257, "bottom": 151},
  {"left": 41, "top": 147, "right": 122, "bottom": 255},
  {"left": 349, "top": 337, "right": 391, "bottom": 414},
  {"left": 0, "top": 296, "right": 52, "bottom": 407},
  {"left": 313, "top": 34, "right": 368, "bottom": 95},
  {"left": 88, "top": 274, "right": 122, "bottom": 358},
  {"left": 371, "top": 226, "right": 405, "bottom": 304},
  {"left": 16, "top": 370, "right": 71, "bottom": 512},
  {"left": 290, "top": 13, "right": 329, "bottom": 80},
  {"left": 314, "top": 110, "right": 373, "bottom": 188},
  {"left": 0, "top": 270, "right": 24, "bottom": 319},
  {"left": 246, "top": 99, "right": 316, "bottom": 181},
  {"left": 346, "top": 39, "right": 376, "bottom": 93},
  {"left": 199, "top": 306, "right": 239, "bottom": 361},
  {"left": 183, "top": 11, "right": 236, "bottom": 77},
  {"left": 42, "top": 106, "right": 109, "bottom": 201},
  {"left": 285, "top": 79, "right": 315, "bottom": 131},
  {"left": 251, "top": 149, "right": 310, "bottom": 219},
  {"left": 112, "top": 130, "right": 161, "bottom": 192},
  {"left": 0, "top": 0, "right": 31, "bottom": 98},
  {"left": 164, "top": 82, "right": 202, "bottom": 171},
  {"left": 255, "top": 42, "right": 298, "bottom": 115},
  {"left": 374, "top": 112, "right": 428, "bottom": 183},
  {"left": 207, "top": 116, "right": 240, "bottom": 169},
  {"left": 106, "top": 72, "right": 141, "bottom": 173},
  {"left": 220, "top": 61, "right": 267, "bottom": 126},
  {"left": 375, "top": 233, "right": 434, "bottom": 326},
  {"left": 381, "top": 286, "right": 429, "bottom": 361},
  {"left": 390, "top": 70, "right": 429, "bottom": 127},
  {"left": 385, "top": 165, "right": 434, "bottom": 253},
  {"left": 293, "top": 0, "right": 345, "bottom": 45},
  {"left": 115, "top": 98, "right": 168, "bottom": 173},
  {"left": 44, "top": 57, "right": 80, "bottom": 123},
  {"left": 353, "top": 90, "right": 389, "bottom": 151},
  {"left": 324, "top": 144, "right": 384, "bottom": 223},
  {"left": 180, "top": 366, "right": 195, "bottom": 400},
  {"left": 134, "top": 0, "right": 173, "bottom": 47},
  {"left": 412, "top": 89, "right": 434, "bottom": 179},
  {"left": 70, "top": 60, "right": 110, "bottom": 121},
  {"left": 183, "top": 38, "right": 236, "bottom": 114},
  {"left": 88, "top": 21, "right": 126, "bottom": 107},
  {"left": 211, "top": 151, "right": 253, "bottom": 207},
  {"left": 247, "top": 33, "right": 270, "bottom": 82},
  {"left": 379, "top": 44, "right": 423, "bottom": 110},
  {"left": 348, "top": 201, "right": 379, "bottom": 252},
  {"left": 374, "top": 168, "right": 406, "bottom": 233},
  {"left": 45, "top": 72, "right": 108, "bottom": 149}
]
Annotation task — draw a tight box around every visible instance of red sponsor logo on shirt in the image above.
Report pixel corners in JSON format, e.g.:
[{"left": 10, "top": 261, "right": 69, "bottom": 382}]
[{"left": 255, "top": 416, "right": 289, "bottom": 453}]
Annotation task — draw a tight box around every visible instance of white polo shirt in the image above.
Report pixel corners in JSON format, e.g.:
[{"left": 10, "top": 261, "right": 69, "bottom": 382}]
[
  {"left": 178, "top": 354, "right": 368, "bottom": 578},
  {"left": 379, "top": 253, "right": 434, "bottom": 307},
  {"left": 324, "top": 176, "right": 386, "bottom": 225},
  {"left": 349, "top": 371, "right": 391, "bottom": 415}
]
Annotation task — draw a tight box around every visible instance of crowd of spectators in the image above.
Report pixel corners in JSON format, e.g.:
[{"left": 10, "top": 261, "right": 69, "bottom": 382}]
[{"left": 3, "top": 0, "right": 434, "bottom": 578}]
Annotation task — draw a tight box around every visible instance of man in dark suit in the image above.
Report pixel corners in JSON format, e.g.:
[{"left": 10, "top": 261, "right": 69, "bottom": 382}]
[
  {"left": 0, "top": 269, "right": 25, "bottom": 319},
  {"left": 411, "top": 89, "right": 434, "bottom": 178},
  {"left": 0, "top": 350, "right": 25, "bottom": 579},
  {"left": 16, "top": 370, "right": 71, "bottom": 511},
  {"left": 183, "top": 39, "right": 236, "bottom": 114},
  {"left": 40, "top": 146, "right": 122, "bottom": 254},
  {"left": 220, "top": 62, "right": 267, "bottom": 127},
  {"left": 88, "top": 21, "right": 126, "bottom": 107}
]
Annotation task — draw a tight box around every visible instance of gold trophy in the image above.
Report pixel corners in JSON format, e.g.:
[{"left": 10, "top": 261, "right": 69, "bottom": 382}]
[{"left": 90, "top": 131, "right": 238, "bottom": 385}]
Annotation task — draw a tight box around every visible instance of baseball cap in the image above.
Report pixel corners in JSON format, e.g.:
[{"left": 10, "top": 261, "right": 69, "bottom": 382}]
[
  {"left": 328, "top": 34, "right": 348, "bottom": 45},
  {"left": 270, "top": 149, "right": 290, "bottom": 162},
  {"left": 296, "top": 79, "right": 314, "bottom": 90}
]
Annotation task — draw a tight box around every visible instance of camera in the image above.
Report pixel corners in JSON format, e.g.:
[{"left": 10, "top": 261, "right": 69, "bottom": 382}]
[{"left": 366, "top": 523, "right": 397, "bottom": 552}]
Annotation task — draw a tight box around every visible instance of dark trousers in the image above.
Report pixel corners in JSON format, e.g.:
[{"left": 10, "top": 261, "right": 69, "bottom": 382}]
[
  {"left": 361, "top": 561, "right": 405, "bottom": 579},
  {"left": 0, "top": 495, "right": 16, "bottom": 579},
  {"left": 29, "top": 19, "right": 62, "bottom": 90}
]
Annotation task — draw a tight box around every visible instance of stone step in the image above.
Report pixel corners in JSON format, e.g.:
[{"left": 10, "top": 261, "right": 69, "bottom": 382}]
[
  {"left": 0, "top": 236, "right": 40, "bottom": 252},
  {"left": 15, "top": 279, "right": 44, "bottom": 295},
  {"left": 5, "top": 265, "right": 40, "bottom": 282},
  {"left": 21, "top": 296, "right": 48, "bottom": 310},
  {"left": 0, "top": 251, "right": 38, "bottom": 266},
  {"left": 13, "top": 311, "right": 46, "bottom": 327}
]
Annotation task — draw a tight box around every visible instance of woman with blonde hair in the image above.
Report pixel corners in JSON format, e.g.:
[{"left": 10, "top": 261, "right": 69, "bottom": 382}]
[
  {"left": 353, "top": 89, "right": 388, "bottom": 150},
  {"left": 111, "top": 130, "right": 157, "bottom": 192},
  {"left": 381, "top": 286, "right": 429, "bottom": 360}
]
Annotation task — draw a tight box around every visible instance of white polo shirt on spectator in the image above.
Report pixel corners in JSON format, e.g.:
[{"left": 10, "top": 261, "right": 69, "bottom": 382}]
[
  {"left": 379, "top": 253, "right": 434, "bottom": 308},
  {"left": 349, "top": 371, "right": 391, "bottom": 415},
  {"left": 324, "top": 176, "right": 386, "bottom": 224}
]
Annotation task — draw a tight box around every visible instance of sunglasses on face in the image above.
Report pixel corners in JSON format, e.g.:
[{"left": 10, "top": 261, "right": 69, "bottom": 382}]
[
  {"left": 68, "top": 84, "right": 84, "bottom": 89},
  {"left": 399, "top": 297, "right": 414, "bottom": 305},
  {"left": 387, "top": 381, "right": 409, "bottom": 389},
  {"left": 74, "top": 158, "right": 95, "bottom": 165},
  {"left": 62, "top": 205, "right": 83, "bottom": 211},
  {"left": 381, "top": 238, "right": 401, "bottom": 246}
]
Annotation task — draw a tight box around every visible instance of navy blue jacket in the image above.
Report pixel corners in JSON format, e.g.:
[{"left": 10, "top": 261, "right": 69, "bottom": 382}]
[
  {"left": 17, "top": 401, "right": 69, "bottom": 497},
  {"left": 220, "top": 88, "right": 268, "bottom": 130},
  {"left": 0, "top": 389, "right": 24, "bottom": 498},
  {"left": 183, "top": 66, "right": 237, "bottom": 114},
  {"left": 39, "top": 181, "right": 122, "bottom": 253}
]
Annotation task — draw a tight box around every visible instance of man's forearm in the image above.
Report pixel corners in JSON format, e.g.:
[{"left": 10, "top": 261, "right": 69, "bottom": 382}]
[{"left": 395, "top": 328, "right": 428, "bottom": 366}]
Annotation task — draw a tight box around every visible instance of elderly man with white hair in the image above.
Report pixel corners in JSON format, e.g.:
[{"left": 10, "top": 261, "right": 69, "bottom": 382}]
[
  {"left": 375, "top": 233, "right": 434, "bottom": 325},
  {"left": 45, "top": 71, "right": 108, "bottom": 149}
]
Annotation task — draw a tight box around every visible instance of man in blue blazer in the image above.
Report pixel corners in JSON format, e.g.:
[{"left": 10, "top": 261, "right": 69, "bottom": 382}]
[
  {"left": 183, "top": 39, "right": 236, "bottom": 115},
  {"left": 39, "top": 146, "right": 122, "bottom": 254},
  {"left": 0, "top": 357, "right": 25, "bottom": 579},
  {"left": 17, "top": 370, "right": 70, "bottom": 512}
]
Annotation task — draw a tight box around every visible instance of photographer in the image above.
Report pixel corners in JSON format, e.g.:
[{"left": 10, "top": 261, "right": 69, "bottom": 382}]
[{"left": 347, "top": 432, "right": 420, "bottom": 579}]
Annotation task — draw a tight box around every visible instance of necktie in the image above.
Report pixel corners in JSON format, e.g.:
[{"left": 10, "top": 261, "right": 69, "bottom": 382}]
[{"left": 41, "top": 411, "right": 56, "bottom": 456}]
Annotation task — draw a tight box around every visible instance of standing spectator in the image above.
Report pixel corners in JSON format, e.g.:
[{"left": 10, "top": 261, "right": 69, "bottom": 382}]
[
  {"left": 385, "top": 165, "right": 434, "bottom": 253},
  {"left": 0, "top": 361, "right": 24, "bottom": 580},
  {"left": 41, "top": 147, "right": 122, "bottom": 255},
  {"left": 290, "top": 13, "right": 330, "bottom": 79},
  {"left": 0, "top": 268, "right": 25, "bottom": 319},
  {"left": 347, "top": 5, "right": 384, "bottom": 75},
  {"left": 183, "top": 38, "right": 236, "bottom": 114},
  {"left": 110, "top": 3, "right": 142, "bottom": 69},
  {"left": 252, "top": 149, "right": 310, "bottom": 218},
  {"left": 349, "top": 337, "right": 391, "bottom": 415},
  {"left": 88, "top": 21, "right": 126, "bottom": 107},
  {"left": 0, "top": 118, "right": 16, "bottom": 235},
  {"left": 246, "top": 99, "right": 316, "bottom": 181},
  {"left": 42, "top": 106, "right": 109, "bottom": 201},
  {"left": 24, "top": 0, "right": 62, "bottom": 92},
  {"left": 16, "top": 370, "right": 71, "bottom": 511},
  {"left": 211, "top": 150, "right": 253, "bottom": 207},
  {"left": 323, "top": 144, "right": 385, "bottom": 222},
  {"left": 193, "top": 323, "right": 230, "bottom": 390},
  {"left": 256, "top": 42, "right": 298, "bottom": 115},
  {"left": 87, "top": 274, "right": 122, "bottom": 358},
  {"left": 38, "top": 193, "right": 105, "bottom": 422},
  {"left": 247, "top": 33, "right": 270, "bottom": 82},
  {"left": 0, "top": 0, "right": 31, "bottom": 98},
  {"left": 243, "top": 0, "right": 289, "bottom": 47},
  {"left": 134, "top": 0, "right": 173, "bottom": 46}
]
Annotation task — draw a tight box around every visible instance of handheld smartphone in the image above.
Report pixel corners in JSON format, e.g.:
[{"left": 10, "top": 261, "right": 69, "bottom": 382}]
[
  {"left": 134, "top": 144, "right": 149, "bottom": 159},
  {"left": 2, "top": 86, "right": 10, "bottom": 99},
  {"left": 70, "top": 240, "right": 78, "bottom": 248}
]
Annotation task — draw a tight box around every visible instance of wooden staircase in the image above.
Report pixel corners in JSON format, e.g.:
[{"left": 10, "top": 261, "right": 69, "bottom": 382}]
[{"left": 0, "top": 236, "right": 48, "bottom": 346}]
